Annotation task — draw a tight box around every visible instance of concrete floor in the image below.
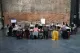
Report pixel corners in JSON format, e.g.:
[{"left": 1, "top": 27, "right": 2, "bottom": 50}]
[{"left": 0, "top": 29, "right": 80, "bottom": 53}]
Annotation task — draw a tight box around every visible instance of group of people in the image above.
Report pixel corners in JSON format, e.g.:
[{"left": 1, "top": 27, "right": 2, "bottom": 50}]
[{"left": 6, "top": 22, "right": 77, "bottom": 40}]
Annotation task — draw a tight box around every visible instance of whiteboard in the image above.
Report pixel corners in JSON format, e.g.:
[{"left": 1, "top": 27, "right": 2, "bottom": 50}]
[
  {"left": 41, "top": 18, "right": 45, "bottom": 24},
  {"left": 11, "top": 19, "right": 17, "bottom": 23}
]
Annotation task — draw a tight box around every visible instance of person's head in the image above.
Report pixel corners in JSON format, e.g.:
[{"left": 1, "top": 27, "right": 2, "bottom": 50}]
[
  {"left": 72, "top": 22, "right": 74, "bottom": 24},
  {"left": 57, "top": 26, "right": 60, "bottom": 31},
  {"left": 63, "top": 22, "right": 65, "bottom": 25},
  {"left": 35, "top": 24, "right": 38, "bottom": 28},
  {"left": 57, "top": 23, "right": 59, "bottom": 25}
]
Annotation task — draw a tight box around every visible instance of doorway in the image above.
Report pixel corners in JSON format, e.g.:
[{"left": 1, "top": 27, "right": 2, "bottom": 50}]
[{"left": 70, "top": 0, "right": 80, "bottom": 27}]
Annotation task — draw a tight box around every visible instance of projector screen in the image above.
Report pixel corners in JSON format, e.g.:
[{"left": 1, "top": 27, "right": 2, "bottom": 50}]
[{"left": 11, "top": 19, "right": 17, "bottom": 23}]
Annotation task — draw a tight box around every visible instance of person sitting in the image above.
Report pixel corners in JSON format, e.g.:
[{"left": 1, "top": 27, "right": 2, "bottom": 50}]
[
  {"left": 52, "top": 26, "right": 59, "bottom": 40},
  {"left": 12, "top": 25, "right": 18, "bottom": 37},
  {"left": 8, "top": 25, "right": 13, "bottom": 36}
]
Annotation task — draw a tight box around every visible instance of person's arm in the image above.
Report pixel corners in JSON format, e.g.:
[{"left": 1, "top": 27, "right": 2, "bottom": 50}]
[
  {"left": 37, "top": 28, "right": 39, "bottom": 32},
  {"left": 33, "top": 28, "right": 34, "bottom": 32}
]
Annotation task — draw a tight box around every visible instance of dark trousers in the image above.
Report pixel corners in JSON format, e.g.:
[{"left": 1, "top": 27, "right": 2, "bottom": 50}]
[
  {"left": 16, "top": 36, "right": 20, "bottom": 39},
  {"left": 25, "top": 31, "right": 30, "bottom": 39},
  {"left": 13, "top": 30, "right": 17, "bottom": 37},
  {"left": 62, "top": 31, "right": 68, "bottom": 39},
  {"left": 25, "top": 34, "right": 29, "bottom": 39},
  {"left": 43, "top": 31, "right": 48, "bottom": 39},
  {"left": 34, "top": 35, "right": 38, "bottom": 39},
  {"left": 8, "top": 31, "right": 12, "bottom": 36}
]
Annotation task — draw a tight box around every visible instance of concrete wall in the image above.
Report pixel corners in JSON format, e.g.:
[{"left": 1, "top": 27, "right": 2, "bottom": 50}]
[{"left": 2, "top": 0, "right": 71, "bottom": 24}]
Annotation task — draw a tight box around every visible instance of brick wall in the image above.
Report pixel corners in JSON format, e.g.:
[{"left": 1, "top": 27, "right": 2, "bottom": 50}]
[{"left": 2, "top": 0, "right": 71, "bottom": 24}]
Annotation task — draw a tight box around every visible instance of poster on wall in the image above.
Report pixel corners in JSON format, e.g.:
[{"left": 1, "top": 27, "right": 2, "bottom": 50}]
[
  {"left": 41, "top": 18, "right": 45, "bottom": 24},
  {"left": 11, "top": 19, "right": 17, "bottom": 23}
]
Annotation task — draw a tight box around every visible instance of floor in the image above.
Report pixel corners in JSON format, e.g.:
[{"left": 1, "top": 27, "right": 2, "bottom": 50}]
[{"left": 0, "top": 28, "right": 80, "bottom": 53}]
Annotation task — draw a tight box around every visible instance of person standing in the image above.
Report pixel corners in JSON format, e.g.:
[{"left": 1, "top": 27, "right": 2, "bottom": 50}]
[
  {"left": 71, "top": 23, "right": 77, "bottom": 34},
  {"left": 61, "top": 24, "right": 67, "bottom": 39},
  {"left": 71, "top": 22, "right": 75, "bottom": 34},
  {"left": 25, "top": 28, "right": 30, "bottom": 39},
  {"left": 6, "top": 24, "right": 9, "bottom": 36},
  {"left": 33, "top": 25, "right": 39, "bottom": 39},
  {"left": 43, "top": 25, "right": 48, "bottom": 39},
  {"left": 38, "top": 27, "right": 43, "bottom": 39}
]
